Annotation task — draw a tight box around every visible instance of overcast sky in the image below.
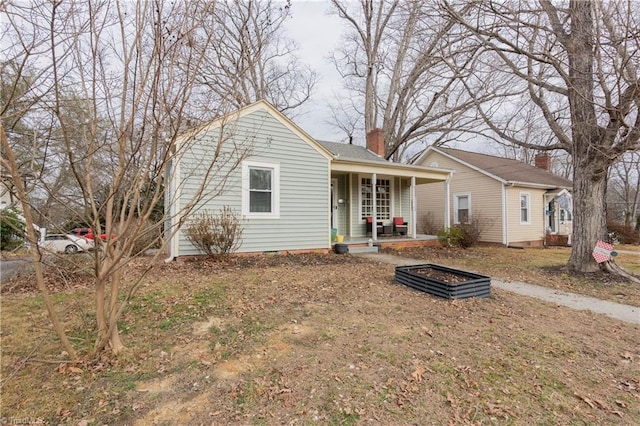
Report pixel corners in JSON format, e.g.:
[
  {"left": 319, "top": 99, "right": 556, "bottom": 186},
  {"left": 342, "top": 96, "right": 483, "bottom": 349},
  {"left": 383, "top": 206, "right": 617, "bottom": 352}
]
[
  {"left": 281, "top": 1, "right": 483, "bottom": 153},
  {"left": 283, "top": 1, "right": 348, "bottom": 142}
]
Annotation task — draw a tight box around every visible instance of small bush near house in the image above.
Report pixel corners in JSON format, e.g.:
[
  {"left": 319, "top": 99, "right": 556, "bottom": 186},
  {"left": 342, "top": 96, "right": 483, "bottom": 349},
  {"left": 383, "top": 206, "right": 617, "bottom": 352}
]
[
  {"left": 607, "top": 220, "right": 640, "bottom": 245},
  {"left": 419, "top": 212, "right": 441, "bottom": 235},
  {"left": 437, "top": 213, "right": 494, "bottom": 248},
  {"left": 437, "top": 226, "right": 464, "bottom": 247},
  {"left": 185, "top": 206, "right": 243, "bottom": 257},
  {"left": 455, "top": 222, "right": 484, "bottom": 248},
  {"left": 0, "top": 207, "right": 25, "bottom": 251}
]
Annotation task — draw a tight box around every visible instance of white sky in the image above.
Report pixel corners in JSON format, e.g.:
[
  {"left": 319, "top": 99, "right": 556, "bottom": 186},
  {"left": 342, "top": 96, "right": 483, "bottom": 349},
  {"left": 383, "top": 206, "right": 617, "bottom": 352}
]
[
  {"left": 283, "top": 1, "right": 348, "bottom": 142},
  {"left": 282, "top": 1, "right": 486, "bottom": 153}
]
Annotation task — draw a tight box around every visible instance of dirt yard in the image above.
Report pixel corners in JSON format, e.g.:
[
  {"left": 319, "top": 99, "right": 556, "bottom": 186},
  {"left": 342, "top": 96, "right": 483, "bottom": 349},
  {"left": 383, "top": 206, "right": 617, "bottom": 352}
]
[{"left": 1, "top": 249, "right": 639, "bottom": 425}]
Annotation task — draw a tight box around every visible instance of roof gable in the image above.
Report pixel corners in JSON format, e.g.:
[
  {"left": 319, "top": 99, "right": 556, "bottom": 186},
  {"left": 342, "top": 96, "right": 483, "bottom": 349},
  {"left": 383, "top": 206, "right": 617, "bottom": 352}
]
[{"left": 420, "top": 146, "right": 572, "bottom": 189}]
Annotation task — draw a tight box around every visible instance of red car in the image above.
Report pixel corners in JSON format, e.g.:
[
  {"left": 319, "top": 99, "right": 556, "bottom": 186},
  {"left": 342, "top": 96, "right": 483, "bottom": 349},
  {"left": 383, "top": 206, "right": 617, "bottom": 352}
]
[{"left": 70, "top": 227, "right": 116, "bottom": 241}]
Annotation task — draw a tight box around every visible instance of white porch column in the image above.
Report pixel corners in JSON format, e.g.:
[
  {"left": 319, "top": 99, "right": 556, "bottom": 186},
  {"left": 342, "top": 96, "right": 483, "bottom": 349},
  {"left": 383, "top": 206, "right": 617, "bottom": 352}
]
[
  {"left": 372, "top": 173, "right": 377, "bottom": 240},
  {"left": 411, "top": 176, "right": 417, "bottom": 238},
  {"left": 444, "top": 175, "right": 451, "bottom": 230}
]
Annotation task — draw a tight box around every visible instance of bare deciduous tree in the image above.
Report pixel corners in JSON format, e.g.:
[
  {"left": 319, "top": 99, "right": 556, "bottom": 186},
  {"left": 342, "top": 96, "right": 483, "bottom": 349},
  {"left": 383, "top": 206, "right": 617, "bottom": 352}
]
[
  {"left": 330, "top": 0, "right": 489, "bottom": 160},
  {"left": 2, "top": 0, "right": 254, "bottom": 357},
  {"left": 445, "top": 0, "right": 640, "bottom": 276},
  {"left": 193, "top": 0, "right": 317, "bottom": 116}
]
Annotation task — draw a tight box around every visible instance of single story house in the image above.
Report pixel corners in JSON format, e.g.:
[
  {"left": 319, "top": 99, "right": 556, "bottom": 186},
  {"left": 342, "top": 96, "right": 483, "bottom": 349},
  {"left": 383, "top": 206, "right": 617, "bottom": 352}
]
[
  {"left": 165, "top": 100, "right": 451, "bottom": 258},
  {"left": 413, "top": 146, "right": 573, "bottom": 247}
]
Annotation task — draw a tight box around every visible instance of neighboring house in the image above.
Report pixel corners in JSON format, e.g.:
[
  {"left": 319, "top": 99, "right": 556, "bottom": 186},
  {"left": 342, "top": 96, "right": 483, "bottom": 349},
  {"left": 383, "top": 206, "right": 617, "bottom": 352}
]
[
  {"left": 166, "top": 100, "right": 451, "bottom": 258},
  {"left": 414, "top": 146, "right": 573, "bottom": 247}
]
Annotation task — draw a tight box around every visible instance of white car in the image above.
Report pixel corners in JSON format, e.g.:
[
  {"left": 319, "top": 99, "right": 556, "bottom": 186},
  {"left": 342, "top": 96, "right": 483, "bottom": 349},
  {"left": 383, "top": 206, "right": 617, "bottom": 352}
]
[{"left": 40, "top": 234, "right": 94, "bottom": 254}]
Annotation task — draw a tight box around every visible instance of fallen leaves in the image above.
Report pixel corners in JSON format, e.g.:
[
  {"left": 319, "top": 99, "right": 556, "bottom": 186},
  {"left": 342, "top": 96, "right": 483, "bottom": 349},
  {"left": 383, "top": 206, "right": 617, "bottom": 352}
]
[
  {"left": 485, "top": 400, "right": 515, "bottom": 418},
  {"left": 410, "top": 365, "right": 426, "bottom": 382},
  {"left": 574, "top": 392, "right": 626, "bottom": 418},
  {"left": 57, "top": 363, "right": 83, "bottom": 375},
  {"left": 3, "top": 252, "right": 640, "bottom": 425}
]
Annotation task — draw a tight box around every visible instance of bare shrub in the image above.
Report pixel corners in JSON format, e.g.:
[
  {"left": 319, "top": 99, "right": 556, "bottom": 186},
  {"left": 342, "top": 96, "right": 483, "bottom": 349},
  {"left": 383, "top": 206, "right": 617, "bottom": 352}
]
[
  {"left": 457, "top": 213, "right": 496, "bottom": 248},
  {"left": 419, "top": 212, "right": 441, "bottom": 235},
  {"left": 185, "top": 207, "right": 244, "bottom": 257},
  {"left": 440, "top": 213, "right": 496, "bottom": 248}
]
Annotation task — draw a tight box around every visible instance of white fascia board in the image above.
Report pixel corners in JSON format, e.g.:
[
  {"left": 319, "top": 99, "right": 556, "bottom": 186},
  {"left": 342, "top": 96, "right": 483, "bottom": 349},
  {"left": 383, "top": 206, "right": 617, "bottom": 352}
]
[
  {"left": 506, "top": 181, "right": 572, "bottom": 190},
  {"left": 331, "top": 158, "right": 452, "bottom": 184}
]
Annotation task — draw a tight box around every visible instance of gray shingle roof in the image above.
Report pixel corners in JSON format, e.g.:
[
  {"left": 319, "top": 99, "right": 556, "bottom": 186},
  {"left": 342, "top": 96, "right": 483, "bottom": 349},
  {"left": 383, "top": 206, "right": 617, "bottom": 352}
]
[
  {"left": 316, "top": 140, "right": 389, "bottom": 164},
  {"left": 437, "top": 147, "right": 572, "bottom": 188}
]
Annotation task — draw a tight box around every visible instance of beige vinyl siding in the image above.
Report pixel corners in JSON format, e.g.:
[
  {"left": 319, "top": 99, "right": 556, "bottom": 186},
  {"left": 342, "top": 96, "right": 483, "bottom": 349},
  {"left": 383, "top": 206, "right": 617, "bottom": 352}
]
[
  {"left": 416, "top": 180, "right": 446, "bottom": 233},
  {"left": 416, "top": 151, "right": 503, "bottom": 243},
  {"left": 178, "top": 109, "right": 329, "bottom": 255},
  {"left": 506, "top": 187, "right": 546, "bottom": 244}
]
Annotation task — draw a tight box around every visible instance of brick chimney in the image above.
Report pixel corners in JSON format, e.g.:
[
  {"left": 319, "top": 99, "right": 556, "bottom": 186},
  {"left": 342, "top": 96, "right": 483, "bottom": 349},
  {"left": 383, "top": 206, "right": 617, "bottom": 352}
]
[
  {"left": 535, "top": 153, "right": 551, "bottom": 170},
  {"left": 366, "top": 128, "right": 385, "bottom": 157}
]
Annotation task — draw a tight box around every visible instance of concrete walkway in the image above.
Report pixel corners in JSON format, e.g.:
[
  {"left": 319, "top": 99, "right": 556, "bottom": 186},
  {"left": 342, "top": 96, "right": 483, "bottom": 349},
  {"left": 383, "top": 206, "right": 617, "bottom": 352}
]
[{"left": 354, "top": 252, "right": 640, "bottom": 325}]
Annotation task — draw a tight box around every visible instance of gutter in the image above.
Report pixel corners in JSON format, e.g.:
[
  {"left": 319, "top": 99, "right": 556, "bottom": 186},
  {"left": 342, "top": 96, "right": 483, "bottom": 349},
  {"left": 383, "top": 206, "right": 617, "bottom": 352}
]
[
  {"left": 502, "top": 183, "right": 508, "bottom": 245},
  {"left": 506, "top": 180, "right": 571, "bottom": 190},
  {"left": 164, "top": 150, "right": 180, "bottom": 263}
]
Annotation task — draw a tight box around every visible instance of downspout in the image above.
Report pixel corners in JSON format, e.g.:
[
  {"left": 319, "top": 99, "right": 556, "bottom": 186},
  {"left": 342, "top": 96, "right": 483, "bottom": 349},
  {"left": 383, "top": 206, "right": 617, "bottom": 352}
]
[
  {"left": 164, "top": 157, "right": 179, "bottom": 263},
  {"left": 502, "top": 183, "right": 508, "bottom": 246}
]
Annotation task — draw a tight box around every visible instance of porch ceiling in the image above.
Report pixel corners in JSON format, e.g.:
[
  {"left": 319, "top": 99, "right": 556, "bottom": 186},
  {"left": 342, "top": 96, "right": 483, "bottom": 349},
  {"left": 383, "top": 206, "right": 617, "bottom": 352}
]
[{"left": 331, "top": 159, "right": 451, "bottom": 184}]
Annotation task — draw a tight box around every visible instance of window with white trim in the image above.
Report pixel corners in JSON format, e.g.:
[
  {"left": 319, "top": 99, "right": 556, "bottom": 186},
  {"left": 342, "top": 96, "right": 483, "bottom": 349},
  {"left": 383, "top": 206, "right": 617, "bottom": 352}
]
[
  {"left": 520, "top": 193, "right": 530, "bottom": 224},
  {"left": 454, "top": 194, "right": 470, "bottom": 224},
  {"left": 242, "top": 161, "right": 279, "bottom": 218},
  {"left": 361, "top": 178, "right": 391, "bottom": 221}
]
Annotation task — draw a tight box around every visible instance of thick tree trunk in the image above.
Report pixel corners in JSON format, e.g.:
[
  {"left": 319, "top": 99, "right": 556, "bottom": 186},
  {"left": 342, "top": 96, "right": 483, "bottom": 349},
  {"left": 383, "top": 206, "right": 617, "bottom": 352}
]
[
  {"left": 108, "top": 268, "right": 125, "bottom": 354},
  {"left": 565, "top": 0, "right": 609, "bottom": 273},
  {"left": 567, "top": 164, "right": 607, "bottom": 272},
  {"left": 94, "top": 278, "right": 108, "bottom": 352},
  {"left": 94, "top": 253, "right": 125, "bottom": 355}
]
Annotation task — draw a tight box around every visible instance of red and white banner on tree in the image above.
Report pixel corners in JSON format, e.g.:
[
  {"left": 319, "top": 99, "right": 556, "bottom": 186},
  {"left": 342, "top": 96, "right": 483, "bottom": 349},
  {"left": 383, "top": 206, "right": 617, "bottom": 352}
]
[{"left": 592, "top": 240, "right": 614, "bottom": 263}]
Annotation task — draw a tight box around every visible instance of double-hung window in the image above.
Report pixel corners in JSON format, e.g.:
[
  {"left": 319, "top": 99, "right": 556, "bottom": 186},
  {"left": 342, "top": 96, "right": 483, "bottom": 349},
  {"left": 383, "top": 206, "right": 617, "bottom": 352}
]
[
  {"left": 242, "top": 161, "right": 280, "bottom": 218},
  {"left": 454, "top": 194, "right": 470, "bottom": 224},
  {"left": 520, "top": 193, "right": 531, "bottom": 224}
]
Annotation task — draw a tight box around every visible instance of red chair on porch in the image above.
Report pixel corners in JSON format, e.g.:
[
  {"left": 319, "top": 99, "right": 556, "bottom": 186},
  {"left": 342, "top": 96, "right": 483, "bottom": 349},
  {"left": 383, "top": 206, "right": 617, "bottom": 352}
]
[
  {"left": 393, "top": 217, "right": 408, "bottom": 235},
  {"left": 366, "top": 217, "right": 383, "bottom": 236}
]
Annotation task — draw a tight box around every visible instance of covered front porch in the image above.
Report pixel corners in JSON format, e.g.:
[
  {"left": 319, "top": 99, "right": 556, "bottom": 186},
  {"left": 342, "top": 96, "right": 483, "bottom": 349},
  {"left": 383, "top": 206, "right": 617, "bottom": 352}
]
[
  {"left": 333, "top": 233, "right": 440, "bottom": 252},
  {"left": 329, "top": 158, "right": 452, "bottom": 243},
  {"left": 544, "top": 188, "right": 573, "bottom": 246}
]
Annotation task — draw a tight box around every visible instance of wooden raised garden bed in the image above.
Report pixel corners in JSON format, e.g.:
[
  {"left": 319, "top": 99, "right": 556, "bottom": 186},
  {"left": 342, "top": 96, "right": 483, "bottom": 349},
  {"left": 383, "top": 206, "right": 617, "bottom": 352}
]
[{"left": 395, "top": 264, "right": 491, "bottom": 299}]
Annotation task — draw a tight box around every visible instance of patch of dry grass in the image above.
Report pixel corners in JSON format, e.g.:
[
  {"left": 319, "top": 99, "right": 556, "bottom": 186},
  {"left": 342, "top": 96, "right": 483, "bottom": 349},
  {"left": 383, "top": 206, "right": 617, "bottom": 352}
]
[
  {"left": 1, "top": 253, "right": 639, "bottom": 425},
  {"left": 387, "top": 246, "right": 640, "bottom": 307}
]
